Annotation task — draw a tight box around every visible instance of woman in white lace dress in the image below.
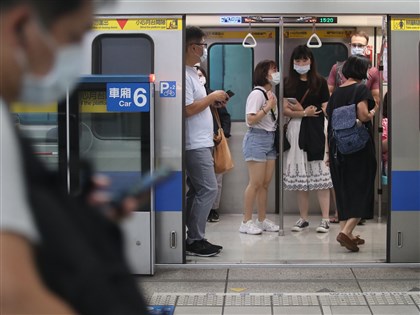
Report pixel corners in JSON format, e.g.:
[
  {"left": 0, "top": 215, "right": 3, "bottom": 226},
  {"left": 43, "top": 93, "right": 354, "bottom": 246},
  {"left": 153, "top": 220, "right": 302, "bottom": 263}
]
[{"left": 283, "top": 45, "right": 333, "bottom": 233}]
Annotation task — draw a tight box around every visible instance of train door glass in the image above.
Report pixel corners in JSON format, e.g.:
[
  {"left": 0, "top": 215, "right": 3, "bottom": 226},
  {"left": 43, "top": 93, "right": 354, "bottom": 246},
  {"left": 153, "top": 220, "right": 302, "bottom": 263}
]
[
  {"left": 92, "top": 34, "right": 153, "bottom": 74},
  {"left": 85, "top": 34, "right": 154, "bottom": 208},
  {"left": 208, "top": 43, "right": 254, "bottom": 121}
]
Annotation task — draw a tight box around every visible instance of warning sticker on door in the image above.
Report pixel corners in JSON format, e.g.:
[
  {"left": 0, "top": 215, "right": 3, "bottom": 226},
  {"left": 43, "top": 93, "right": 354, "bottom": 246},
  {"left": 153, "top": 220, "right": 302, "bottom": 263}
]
[{"left": 391, "top": 18, "right": 420, "bottom": 31}]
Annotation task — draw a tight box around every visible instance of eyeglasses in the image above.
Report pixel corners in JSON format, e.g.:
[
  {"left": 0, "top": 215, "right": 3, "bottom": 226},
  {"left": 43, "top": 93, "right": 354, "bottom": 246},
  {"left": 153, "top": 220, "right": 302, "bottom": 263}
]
[
  {"left": 350, "top": 43, "right": 366, "bottom": 48},
  {"left": 191, "top": 42, "right": 208, "bottom": 48}
]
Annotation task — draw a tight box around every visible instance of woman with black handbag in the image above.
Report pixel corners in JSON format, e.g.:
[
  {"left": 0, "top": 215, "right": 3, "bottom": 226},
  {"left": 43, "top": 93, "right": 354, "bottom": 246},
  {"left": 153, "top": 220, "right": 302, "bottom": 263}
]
[{"left": 283, "top": 45, "right": 333, "bottom": 234}]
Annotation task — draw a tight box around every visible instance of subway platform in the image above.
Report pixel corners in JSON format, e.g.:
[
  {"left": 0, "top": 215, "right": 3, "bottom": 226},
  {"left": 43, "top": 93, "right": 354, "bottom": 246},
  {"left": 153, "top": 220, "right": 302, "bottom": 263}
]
[
  {"left": 140, "top": 265, "right": 420, "bottom": 315},
  {"left": 138, "top": 214, "right": 418, "bottom": 314}
]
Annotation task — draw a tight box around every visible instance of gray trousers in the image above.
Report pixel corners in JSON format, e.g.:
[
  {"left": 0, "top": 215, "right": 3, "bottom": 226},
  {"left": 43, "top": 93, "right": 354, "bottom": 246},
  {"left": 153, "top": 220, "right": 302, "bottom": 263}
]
[
  {"left": 212, "top": 173, "right": 224, "bottom": 209},
  {"left": 185, "top": 147, "right": 217, "bottom": 244}
]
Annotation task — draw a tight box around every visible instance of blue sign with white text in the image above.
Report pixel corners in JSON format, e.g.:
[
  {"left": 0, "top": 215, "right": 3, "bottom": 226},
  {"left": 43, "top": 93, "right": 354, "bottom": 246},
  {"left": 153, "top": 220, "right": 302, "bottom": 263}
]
[
  {"left": 220, "top": 16, "right": 242, "bottom": 24},
  {"left": 159, "top": 81, "right": 176, "bottom": 98},
  {"left": 107, "top": 83, "right": 150, "bottom": 112}
]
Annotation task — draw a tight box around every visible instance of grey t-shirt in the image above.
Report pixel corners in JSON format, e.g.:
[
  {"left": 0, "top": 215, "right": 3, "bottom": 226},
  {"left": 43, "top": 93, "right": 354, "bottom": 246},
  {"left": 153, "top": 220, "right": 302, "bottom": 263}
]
[{"left": 0, "top": 99, "right": 39, "bottom": 243}]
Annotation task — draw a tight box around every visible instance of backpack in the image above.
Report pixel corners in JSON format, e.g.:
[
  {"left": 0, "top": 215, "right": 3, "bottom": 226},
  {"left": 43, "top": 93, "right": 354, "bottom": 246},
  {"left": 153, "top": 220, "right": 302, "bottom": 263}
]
[{"left": 331, "top": 84, "right": 370, "bottom": 155}]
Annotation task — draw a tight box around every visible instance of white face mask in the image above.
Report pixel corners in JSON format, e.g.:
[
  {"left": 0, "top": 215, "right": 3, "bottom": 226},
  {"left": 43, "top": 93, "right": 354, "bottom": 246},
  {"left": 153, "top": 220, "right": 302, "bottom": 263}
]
[
  {"left": 269, "top": 71, "right": 281, "bottom": 85},
  {"left": 19, "top": 44, "right": 83, "bottom": 104},
  {"left": 351, "top": 46, "right": 365, "bottom": 56},
  {"left": 200, "top": 47, "right": 208, "bottom": 63},
  {"left": 294, "top": 64, "right": 310, "bottom": 75}
]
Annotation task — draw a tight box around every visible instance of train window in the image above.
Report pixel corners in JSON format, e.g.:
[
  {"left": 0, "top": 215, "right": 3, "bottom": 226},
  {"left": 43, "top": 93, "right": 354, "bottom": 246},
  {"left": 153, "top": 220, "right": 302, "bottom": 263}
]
[
  {"left": 92, "top": 34, "right": 153, "bottom": 74},
  {"left": 208, "top": 43, "right": 254, "bottom": 121},
  {"left": 91, "top": 34, "right": 154, "bottom": 139},
  {"left": 310, "top": 43, "right": 348, "bottom": 78}
]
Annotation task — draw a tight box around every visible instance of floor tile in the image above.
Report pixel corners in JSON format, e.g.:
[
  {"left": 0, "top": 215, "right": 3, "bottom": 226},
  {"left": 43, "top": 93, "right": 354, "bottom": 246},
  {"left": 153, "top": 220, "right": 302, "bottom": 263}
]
[
  {"left": 173, "top": 306, "right": 222, "bottom": 315},
  {"left": 140, "top": 268, "right": 228, "bottom": 282},
  {"left": 273, "top": 306, "right": 322, "bottom": 314},
  {"left": 352, "top": 267, "right": 420, "bottom": 280},
  {"left": 226, "top": 280, "right": 361, "bottom": 294},
  {"left": 358, "top": 280, "right": 420, "bottom": 292},
  {"left": 370, "top": 305, "right": 420, "bottom": 314},
  {"left": 327, "top": 305, "right": 371, "bottom": 314},
  {"left": 228, "top": 267, "right": 355, "bottom": 281},
  {"left": 223, "top": 306, "right": 272, "bottom": 314},
  {"left": 139, "top": 281, "right": 226, "bottom": 301}
]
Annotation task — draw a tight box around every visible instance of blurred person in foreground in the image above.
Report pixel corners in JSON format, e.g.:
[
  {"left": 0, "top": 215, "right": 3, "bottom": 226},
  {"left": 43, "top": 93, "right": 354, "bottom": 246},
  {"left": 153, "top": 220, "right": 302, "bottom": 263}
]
[{"left": 0, "top": 0, "right": 148, "bottom": 314}]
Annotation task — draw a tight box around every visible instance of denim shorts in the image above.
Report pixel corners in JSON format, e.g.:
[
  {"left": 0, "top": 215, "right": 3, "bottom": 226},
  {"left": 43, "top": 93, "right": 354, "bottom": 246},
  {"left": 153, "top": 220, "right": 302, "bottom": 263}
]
[{"left": 242, "top": 127, "right": 277, "bottom": 162}]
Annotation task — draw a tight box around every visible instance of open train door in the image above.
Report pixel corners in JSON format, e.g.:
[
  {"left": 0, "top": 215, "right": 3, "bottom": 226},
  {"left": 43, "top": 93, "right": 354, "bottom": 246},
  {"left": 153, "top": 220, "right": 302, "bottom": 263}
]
[{"left": 388, "top": 15, "right": 420, "bottom": 262}]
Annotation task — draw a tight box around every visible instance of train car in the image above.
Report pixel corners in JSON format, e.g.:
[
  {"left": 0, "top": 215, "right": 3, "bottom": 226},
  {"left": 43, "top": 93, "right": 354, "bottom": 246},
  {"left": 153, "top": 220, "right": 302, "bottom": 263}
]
[{"left": 13, "top": 0, "right": 419, "bottom": 272}]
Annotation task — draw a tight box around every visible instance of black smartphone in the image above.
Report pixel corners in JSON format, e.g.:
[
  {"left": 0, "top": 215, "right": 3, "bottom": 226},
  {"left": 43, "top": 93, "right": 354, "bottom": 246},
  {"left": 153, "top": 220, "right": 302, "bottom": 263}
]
[
  {"left": 226, "top": 90, "right": 235, "bottom": 98},
  {"left": 111, "top": 167, "right": 173, "bottom": 208}
]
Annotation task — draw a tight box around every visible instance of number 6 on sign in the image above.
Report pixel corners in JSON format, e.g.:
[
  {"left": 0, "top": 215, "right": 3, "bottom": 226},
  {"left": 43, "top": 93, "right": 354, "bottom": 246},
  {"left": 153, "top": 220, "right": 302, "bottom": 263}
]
[
  {"left": 134, "top": 88, "right": 147, "bottom": 107},
  {"left": 106, "top": 83, "right": 150, "bottom": 112}
]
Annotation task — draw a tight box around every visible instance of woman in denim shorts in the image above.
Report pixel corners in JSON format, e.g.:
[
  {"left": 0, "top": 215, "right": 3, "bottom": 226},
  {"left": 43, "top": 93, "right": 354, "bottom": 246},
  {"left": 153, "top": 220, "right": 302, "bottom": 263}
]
[{"left": 240, "top": 60, "right": 280, "bottom": 235}]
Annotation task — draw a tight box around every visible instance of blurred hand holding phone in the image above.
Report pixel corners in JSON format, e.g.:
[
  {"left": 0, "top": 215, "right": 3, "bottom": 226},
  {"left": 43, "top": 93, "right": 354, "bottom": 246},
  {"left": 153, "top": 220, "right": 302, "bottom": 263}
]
[
  {"left": 110, "top": 166, "right": 174, "bottom": 217},
  {"left": 80, "top": 160, "right": 173, "bottom": 220}
]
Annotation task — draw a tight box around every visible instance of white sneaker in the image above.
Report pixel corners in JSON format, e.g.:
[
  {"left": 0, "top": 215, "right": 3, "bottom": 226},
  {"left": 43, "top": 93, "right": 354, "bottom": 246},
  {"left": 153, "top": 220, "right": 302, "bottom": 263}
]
[
  {"left": 291, "top": 218, "right": 309, "bottom": 232},
  {"left": 316, "top": 219, "right": 330, "bottom": 233},
  {"left": 239, "top": 220, "right": 263, "bottom": 235},
  {"left": 255, "top": 218, "right": 280, "bottom": 232}
]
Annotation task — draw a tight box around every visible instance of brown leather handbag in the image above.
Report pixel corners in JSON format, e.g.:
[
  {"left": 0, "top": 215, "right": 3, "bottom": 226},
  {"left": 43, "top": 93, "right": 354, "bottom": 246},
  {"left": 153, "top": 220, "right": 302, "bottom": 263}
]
[{"left": 212, "top": 108, "right": 234, "bottom": 174}]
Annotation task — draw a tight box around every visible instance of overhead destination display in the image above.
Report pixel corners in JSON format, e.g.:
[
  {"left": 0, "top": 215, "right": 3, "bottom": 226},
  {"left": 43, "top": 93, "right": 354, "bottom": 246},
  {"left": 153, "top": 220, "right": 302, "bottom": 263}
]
[{"left": 93, "top": 18, "right": 182, "bottom": 31}]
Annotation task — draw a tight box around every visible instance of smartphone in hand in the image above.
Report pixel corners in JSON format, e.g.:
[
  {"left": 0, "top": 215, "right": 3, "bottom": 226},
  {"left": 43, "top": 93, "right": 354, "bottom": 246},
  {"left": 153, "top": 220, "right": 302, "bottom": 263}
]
[
  {"left": 226, "top": 90, "right": 235, "bottom": 98},
  {"left": 287, "top": 97, "right": 297, "bottom": 105},
  {"left": 111, "top": 167, "right": 173, "bottom": 210}
]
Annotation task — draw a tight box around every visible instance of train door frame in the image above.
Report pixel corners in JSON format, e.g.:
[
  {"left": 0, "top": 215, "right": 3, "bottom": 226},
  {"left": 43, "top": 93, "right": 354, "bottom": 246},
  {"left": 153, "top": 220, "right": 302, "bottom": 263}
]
[
  {"left": 187, "top": 15, "right": 392, "bottom": 265},
  {"left": 387, "top": 15, "right": 420, "bottom": 263}
]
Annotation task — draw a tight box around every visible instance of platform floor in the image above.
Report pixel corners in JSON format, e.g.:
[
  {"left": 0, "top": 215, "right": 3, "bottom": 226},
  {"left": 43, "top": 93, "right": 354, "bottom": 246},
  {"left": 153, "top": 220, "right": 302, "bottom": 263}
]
[
  {"left": 190, "top": 213, "right": 387, "bottom": 264},
  {"left": 139, "top": 214, "right": 419, "bottom": 315},
  {"left": 140, "top": 266, "right": 420, "bottom": 314}
]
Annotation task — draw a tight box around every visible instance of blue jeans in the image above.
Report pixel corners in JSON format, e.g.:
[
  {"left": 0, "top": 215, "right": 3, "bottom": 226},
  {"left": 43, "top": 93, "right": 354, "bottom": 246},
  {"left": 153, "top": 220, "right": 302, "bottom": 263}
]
[
  {"left": 185, "top": 147, "right": 218, "bottom": 244},
  {"left": 243, "top": 127, "right": 277, "bottom": 162}
]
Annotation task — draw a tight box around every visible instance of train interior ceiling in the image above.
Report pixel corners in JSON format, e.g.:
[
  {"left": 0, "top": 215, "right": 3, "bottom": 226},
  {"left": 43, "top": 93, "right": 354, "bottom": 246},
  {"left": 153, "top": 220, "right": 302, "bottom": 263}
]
[{"left": 184, "top": 14, "right": 389, "bottom": 264}]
